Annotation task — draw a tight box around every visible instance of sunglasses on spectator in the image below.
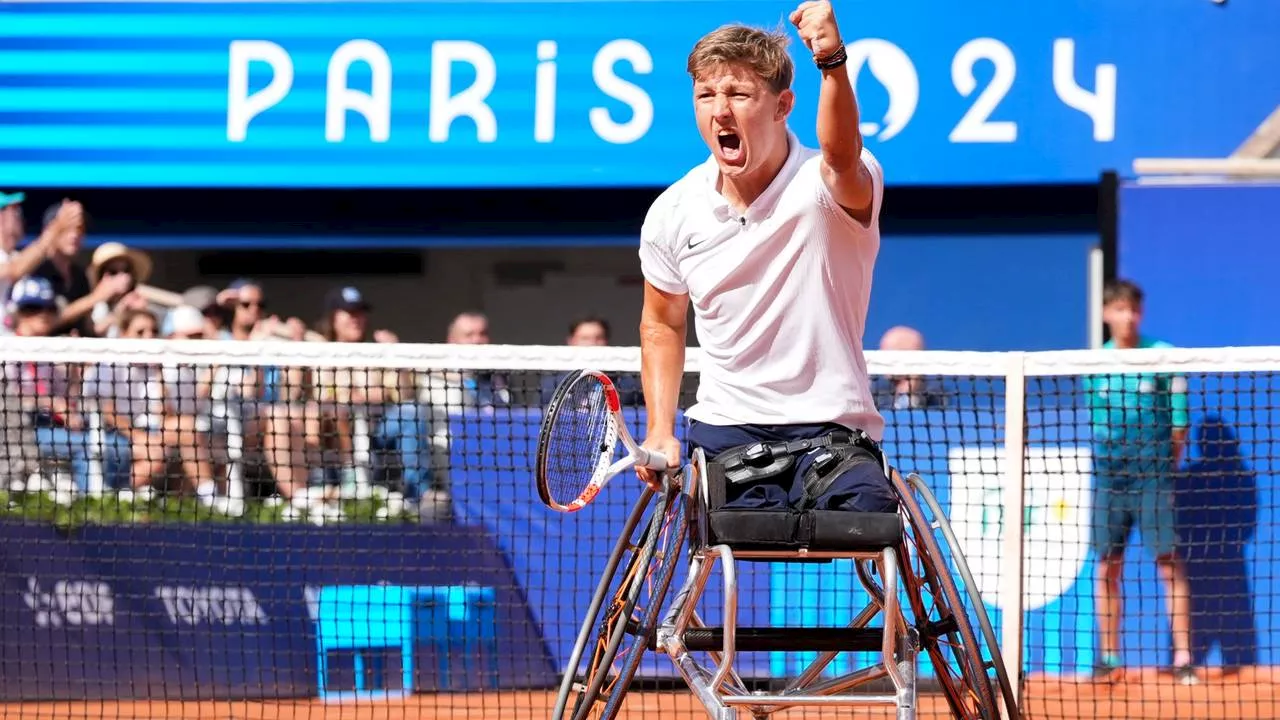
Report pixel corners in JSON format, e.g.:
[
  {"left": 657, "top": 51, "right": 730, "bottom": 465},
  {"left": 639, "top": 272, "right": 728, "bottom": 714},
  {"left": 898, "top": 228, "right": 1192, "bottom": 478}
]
[
  {"left": 101, "top": 263, "right": 133, "bottom": 276},
  {"left": 238, "top": 300, "right": 266, "bottom": 310}
]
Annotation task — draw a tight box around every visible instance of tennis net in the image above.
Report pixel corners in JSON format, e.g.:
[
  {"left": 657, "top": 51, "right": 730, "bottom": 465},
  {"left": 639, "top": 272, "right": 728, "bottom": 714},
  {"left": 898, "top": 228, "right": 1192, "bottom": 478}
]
[{"left": 0, "top": 336, "right": 1274, "bottom": 720}]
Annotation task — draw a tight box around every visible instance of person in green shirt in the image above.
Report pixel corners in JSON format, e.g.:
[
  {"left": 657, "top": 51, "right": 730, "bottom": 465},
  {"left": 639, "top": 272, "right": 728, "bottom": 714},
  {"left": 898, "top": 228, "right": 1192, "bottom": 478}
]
[{"left": 1083, "top": 279, "right": 1196, "bottom": 684}]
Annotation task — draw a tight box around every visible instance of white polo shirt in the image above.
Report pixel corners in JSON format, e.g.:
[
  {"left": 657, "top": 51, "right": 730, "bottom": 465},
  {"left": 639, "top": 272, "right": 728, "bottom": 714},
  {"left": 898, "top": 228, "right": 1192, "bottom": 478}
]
[{"left": 639, "top": 130, "right": 886, "bottom": 440}]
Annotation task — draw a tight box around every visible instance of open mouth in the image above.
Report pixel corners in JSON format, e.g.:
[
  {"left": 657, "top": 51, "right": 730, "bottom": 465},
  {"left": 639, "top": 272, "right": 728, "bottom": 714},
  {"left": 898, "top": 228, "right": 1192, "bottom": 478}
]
[{"left": 717, "top": 132, "right": 743, "bottom": 162}]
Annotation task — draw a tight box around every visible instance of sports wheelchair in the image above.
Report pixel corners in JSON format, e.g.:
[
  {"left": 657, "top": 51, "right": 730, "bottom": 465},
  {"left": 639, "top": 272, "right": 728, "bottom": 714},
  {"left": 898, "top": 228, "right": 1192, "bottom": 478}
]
[{"left": 552, "top": 440, "right": 1018, "bottom": 720}]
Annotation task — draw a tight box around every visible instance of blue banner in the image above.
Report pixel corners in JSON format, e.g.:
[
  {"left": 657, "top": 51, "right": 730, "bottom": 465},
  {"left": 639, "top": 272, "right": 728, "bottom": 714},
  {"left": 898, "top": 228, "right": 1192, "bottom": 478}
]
[
  {"left": 0, "top": 1, "right": 1276, "bottom": 188},
  {"left": 0, "top": 523, "right": 557, "bottom": 700}
]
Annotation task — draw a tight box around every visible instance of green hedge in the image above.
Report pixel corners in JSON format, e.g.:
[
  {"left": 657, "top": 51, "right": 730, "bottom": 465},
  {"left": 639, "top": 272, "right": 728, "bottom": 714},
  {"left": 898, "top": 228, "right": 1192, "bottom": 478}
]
[{"left": 0, "top": 490, "right": 417, "bottom": 530}]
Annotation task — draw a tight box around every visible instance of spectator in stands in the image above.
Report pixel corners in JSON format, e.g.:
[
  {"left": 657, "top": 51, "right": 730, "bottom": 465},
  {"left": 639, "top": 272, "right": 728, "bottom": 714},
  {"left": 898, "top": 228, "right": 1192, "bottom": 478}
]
[
  {"left": 567, "top": 315, "right": 609, "bottom": 346},
  {"left": 436, "top": 311, "right": 510, "bottom": 408},
  {"left": 188, "top": 285, "right": 230, "bottom": 339},
  {"left": 162, "top": 285, "right": 229, "bottom": 340},
  {"left": 1084, "top": 278, "right": 1196, "bottom": 684},
  {"left": 0, "top": 194, "right": 32, "bottom": 481},
  {"left": 0, "top": 199, "right": 121, "bottom": 337},
  {"left": 215, "top": 278, "right": 317, "bottom": 499},
  {"left": 4, "top": 276, "right": 130, "bottom": 492},
  {"left": 217, "top": 278, "right": 307, "bottom": 344},
  {"left": 87, "top": 242, "right": 152, "bottom": 338},
  {"left": 163, "top": 305, "right": 235, "bottom": 502},
  {"left": 873, "top": 326, "right": 947, "bottom": 410},
  {"left": 314, "top": 286, "right": 432, "bottom": 499},
  {"left": 540, "top": 315, "right": 642, "bottom": 406},
  {"left": 0, "top": 191, "right": 25, "bottom": 332},
  {"left": 83, "top": 308, "right": 216, "bottom": 496},
  {"left": 0, "top": 192, "right": 22, "bottom": 247},
  {"left": 166, "top": 304, "right": 207, "bottom": 341},
  {"left": 30, "top": 201, "right": 131, "bottom": 337}
]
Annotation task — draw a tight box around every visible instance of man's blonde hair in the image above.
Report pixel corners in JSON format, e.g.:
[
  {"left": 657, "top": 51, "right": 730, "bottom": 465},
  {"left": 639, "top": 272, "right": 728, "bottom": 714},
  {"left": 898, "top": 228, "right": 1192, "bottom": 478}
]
[{"left": 687, "top": 24, "right": 794, "bottom": 95}]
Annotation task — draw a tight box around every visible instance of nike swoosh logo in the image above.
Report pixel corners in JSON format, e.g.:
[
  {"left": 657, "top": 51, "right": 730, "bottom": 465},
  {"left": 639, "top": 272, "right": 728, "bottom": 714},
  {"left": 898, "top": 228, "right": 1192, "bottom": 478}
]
[{"left": 688, "top": 238, "right": 706, "bottom": 249}]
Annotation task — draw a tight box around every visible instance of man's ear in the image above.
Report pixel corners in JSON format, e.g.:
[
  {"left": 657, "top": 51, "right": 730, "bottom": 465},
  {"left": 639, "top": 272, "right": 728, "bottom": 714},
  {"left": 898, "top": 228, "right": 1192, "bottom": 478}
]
[{"left": 776, "top": 89, "right": 795, "bottom": 122}]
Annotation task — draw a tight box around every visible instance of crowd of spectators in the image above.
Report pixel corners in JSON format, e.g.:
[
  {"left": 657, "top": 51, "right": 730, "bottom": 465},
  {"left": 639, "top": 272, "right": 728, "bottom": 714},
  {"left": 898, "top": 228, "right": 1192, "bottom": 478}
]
[
  {"left": 0, "top": 192, "right": 937, "bottom": 521},
  {"left": 0, "top": 194, "right": 644, "bottom": 520}
]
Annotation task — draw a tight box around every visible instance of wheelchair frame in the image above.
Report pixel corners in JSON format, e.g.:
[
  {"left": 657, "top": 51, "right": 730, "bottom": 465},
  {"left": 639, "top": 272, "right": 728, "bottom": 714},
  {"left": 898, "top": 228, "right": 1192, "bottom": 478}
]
[{"left": 554, "top": 447, "right": 1017, "bottom": 720}]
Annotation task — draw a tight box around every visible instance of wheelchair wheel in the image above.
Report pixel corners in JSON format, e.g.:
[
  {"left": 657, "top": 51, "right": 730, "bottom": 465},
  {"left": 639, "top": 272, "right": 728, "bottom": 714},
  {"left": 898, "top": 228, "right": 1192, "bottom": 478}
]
[
  {"left": 892, "top": 469, "right": 1001, "bottom": 720},
  {"left": 599, "top": 490, "right": 688, "bottom": 718},
  {"left": 552, "top": 478, "right": 686, "bottom": 720},
  {"left": 906, "top": 472, "right": 1019, "bottom": 720}
]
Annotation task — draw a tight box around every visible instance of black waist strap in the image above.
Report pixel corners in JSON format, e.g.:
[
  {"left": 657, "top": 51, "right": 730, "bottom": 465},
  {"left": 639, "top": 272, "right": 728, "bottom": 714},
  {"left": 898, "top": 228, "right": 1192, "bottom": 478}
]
[{"left": 715, "top": 431, "right": 862, "bottom": 486}]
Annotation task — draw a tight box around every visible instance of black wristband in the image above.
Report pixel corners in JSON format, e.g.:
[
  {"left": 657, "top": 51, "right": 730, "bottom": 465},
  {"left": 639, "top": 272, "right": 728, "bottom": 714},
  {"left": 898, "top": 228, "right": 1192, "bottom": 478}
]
[{"left": 815, "top": 43, "right": 848, "bottom": 71}]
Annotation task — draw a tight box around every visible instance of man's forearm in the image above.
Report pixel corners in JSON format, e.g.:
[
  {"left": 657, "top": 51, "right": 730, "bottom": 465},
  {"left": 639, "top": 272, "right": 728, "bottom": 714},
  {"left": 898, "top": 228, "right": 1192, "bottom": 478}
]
[
  {"left": 55, "top": 293, "right": 98, "bottom": 333},
  {"left": 640, "top": 320, "right": 685, "bottom": 437},
  {"left": 1, "top": 234, "right": 51, "bottom": 284},
  {"left": 815, "top": 63, "right": 863, "bottom": 172}
]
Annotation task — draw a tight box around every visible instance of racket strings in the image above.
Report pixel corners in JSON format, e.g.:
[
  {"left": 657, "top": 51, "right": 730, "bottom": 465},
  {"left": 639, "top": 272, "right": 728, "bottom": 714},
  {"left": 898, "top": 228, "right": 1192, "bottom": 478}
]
[{"left": 544, "top": 375, "right": 615, "bottom": 505}]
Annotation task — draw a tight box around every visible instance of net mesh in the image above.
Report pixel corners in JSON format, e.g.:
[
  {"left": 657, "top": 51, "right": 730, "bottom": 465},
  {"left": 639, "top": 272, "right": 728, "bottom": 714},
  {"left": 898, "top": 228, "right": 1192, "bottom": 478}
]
[{"left": 0, "top": 337, "right": 1275, "bottom": 720}]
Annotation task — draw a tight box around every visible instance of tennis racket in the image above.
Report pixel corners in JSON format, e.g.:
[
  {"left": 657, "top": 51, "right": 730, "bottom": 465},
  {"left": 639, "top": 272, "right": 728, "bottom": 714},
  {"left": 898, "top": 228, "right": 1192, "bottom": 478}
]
[{"left": 535, "top": 369, "right": 670, "bottom": 513}]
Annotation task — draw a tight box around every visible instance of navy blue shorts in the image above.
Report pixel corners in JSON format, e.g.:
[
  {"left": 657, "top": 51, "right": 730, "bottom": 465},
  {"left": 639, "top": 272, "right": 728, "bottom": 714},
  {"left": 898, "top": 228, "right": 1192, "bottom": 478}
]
[{"left": 687, "top": 420, "right": 898, "bottom": 513}]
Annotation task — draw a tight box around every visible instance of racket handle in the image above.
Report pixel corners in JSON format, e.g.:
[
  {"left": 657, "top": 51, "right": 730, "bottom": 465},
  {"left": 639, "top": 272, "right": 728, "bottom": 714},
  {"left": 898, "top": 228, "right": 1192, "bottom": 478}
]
[{"left": 636, "top": 447, "right": 671, "bottom": 470}]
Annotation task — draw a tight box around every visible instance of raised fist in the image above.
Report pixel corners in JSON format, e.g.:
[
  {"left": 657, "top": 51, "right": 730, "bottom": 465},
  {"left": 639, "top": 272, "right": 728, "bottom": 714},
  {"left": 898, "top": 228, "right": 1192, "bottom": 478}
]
[{"left": 789, "top": 0, "right": 843, "bottom": 59}]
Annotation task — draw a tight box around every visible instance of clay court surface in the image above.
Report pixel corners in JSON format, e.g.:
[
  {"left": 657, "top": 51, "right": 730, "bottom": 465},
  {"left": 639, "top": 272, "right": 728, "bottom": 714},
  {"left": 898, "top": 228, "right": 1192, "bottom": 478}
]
[{"left": 6, "top": 668, "right": 1276, "bottom": 720}]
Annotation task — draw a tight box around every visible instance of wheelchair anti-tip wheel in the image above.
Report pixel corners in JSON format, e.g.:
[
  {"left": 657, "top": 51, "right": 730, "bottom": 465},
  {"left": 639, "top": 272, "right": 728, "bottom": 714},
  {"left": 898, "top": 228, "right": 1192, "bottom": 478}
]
[
  {"left": 893, "top": 469, "right": 1015, "bottom": 720},
  {"left": 552, "top": 477, "right": 689, "bottom": 720}
]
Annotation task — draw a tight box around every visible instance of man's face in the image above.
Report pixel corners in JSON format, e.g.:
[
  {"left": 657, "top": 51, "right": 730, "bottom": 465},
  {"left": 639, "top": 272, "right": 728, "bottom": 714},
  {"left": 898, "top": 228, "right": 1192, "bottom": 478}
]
[
  {"left": 1102, "top": 298, "right": 1142, "bottom": 342},
  {"left": 568, "top": 322, "right": 608, "bottom": 347},
  {"left": 333, "top": 308, "right": 368, "bottom": 342},
  {"left": 693, "top": 62, "right": 793, "bottom": 180},
  {"left": 53, "top": 220, "right": 84, "bottom": 256},
  {"left": 13, "top": 307, "right": 54, "bottom": 337},
  {"left": 0, "top": 204, "right": 23, "bottom": 251},
  {"left": 449, "top": 315, "right": 490, "bottom": 345},
  {"left": 232, "top": 285, "right": 265, "bottom": 329}
]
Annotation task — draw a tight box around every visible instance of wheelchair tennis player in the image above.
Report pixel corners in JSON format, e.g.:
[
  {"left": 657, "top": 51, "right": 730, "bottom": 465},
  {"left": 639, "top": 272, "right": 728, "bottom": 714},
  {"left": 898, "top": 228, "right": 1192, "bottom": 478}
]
[{"left": 635, "top": 1, "right": 895, "bottom": 518}]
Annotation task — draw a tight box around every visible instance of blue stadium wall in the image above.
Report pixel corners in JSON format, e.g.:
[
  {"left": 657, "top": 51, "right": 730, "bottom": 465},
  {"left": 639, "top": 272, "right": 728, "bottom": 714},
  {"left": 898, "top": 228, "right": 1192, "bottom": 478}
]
[{"left": 1119, "top": 182, "right": 1280, "bottom": 348}]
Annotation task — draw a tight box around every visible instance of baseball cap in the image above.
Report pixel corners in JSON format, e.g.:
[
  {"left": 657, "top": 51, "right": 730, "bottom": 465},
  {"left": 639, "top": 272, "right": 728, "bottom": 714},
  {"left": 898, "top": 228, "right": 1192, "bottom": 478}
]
[
  {"left": 325, "top": 286, "right": 371, "bottom": 313},
  {"left": 8, "top": 276, "right": 57, "bottom": 311},
  {"left": 0, "top": 192, "right": 24, "bottom": 210}
]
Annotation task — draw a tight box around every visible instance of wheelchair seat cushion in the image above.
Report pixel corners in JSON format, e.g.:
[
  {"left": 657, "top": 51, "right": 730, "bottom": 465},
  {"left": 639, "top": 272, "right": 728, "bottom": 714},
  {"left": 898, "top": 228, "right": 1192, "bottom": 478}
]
[{"left": 707, "top": 508, "right": 903, "bottom": 552}]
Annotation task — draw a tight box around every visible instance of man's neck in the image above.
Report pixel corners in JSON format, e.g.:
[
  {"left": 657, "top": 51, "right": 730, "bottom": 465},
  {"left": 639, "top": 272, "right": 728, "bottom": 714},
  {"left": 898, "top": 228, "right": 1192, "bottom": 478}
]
[
  {"left": 233, "top": 326, "right": 253, "bottom": 341},
  {"left": 1111, "top": 334, "right": 1140, "bottom": 349},
  {"left": 718, "top": 133, "right": 790, "bottom": 212}
]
